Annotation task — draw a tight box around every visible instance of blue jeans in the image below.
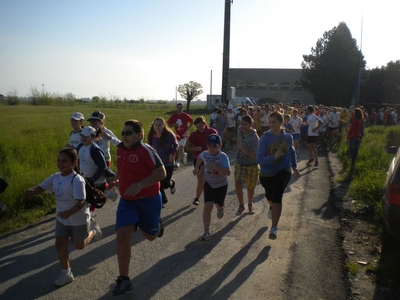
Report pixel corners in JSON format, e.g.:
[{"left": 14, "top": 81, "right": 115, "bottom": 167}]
[{"left": 349, "top": 138, "right": 361, "bottom": 162}]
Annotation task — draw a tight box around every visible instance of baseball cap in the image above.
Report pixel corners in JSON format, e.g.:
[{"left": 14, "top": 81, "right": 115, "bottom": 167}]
[
  {"left": 228, "top": 104, "right": 233, "bottom": 109},
  {"left": 80, "top": 126, "right": 97, "bottom": 137},
  {"left": 207, "top": 134, "right": 222, "bottom": 145},
  {"left": 87, "top": 111, "right": 105, "bottom": 121},
  {"left": 71, "top": 112, "right": 84, "bottom": 120}
]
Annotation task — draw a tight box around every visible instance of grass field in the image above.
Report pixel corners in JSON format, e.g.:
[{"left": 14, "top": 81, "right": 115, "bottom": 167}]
[{"left": 0, "top": 103, "right": 208, "bottom": 234}]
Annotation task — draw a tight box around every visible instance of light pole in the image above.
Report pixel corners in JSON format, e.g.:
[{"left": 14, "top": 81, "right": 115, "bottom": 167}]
[{"left": 221, "top": 0, "right": 232, "bottom": 106}]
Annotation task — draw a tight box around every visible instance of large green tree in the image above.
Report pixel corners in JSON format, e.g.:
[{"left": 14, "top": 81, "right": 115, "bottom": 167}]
[
  {"left": 360, "top": 60, "right": 400, "bottom": 107},
  {"left": 177, "top": 81, "right": 203, "bottom": 113},
  {"left": 300, "top": 22, "right": 365, "bottom": 107}
]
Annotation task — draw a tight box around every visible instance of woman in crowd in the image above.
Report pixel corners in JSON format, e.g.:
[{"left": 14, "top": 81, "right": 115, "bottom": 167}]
[
  {"left": 147, "top": 117, "right": 178, "bottom": 207},
  {"left": 347, "top": 107, "right": 364, "bottom": 167},
  {"left": 257, "top": 111, "right": 300, "bottom": 240}
]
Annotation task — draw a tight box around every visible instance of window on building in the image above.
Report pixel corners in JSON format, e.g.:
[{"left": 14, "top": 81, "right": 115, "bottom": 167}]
[
  {"left": 235, "top": 80, "right": 245, "bottom": 90},
  {"left": 281, "top": 82, "right": 290, "bottom": 90},
  {"left": 246, "top": 81, "right": 256, "bottom": 90},
  {"left": 257, "top": 82, "right": 268, "bottom": 90},
  {"left": 269, "top": 82, "right": 279, "bottom": 90}
]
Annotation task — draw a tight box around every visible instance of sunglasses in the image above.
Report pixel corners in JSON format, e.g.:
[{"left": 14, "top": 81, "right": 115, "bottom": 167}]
[{"left": 121, "top": 130, "right": 134, "bottom": 136}]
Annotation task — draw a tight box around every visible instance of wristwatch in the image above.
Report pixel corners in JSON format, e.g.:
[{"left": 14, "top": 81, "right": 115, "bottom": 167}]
[{"left": 137, "top": 182, "right": 143, "bottom": 188}]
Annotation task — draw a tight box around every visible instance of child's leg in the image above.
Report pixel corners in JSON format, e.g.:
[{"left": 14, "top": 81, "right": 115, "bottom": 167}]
[
  {"left": 203, "top": 202, "right": 214, "bottom": 232},
  {"left": 55, "top": 236, "right": 70, "bottom": 270}
]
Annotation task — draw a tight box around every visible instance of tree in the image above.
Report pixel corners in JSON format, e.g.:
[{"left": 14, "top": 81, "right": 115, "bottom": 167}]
[
  {"left": 300, "top": 22, "right": 365, "bottom": 107},
  {"left": 6, "top": 89, "right": 20, "bottom": 105},
  {"left": 177, "top": 81, "right": 203, "bottom": 113}
]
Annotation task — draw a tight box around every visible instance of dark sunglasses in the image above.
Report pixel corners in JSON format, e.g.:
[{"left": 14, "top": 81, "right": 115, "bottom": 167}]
[{"left": 121, "top": 130, "right": 134, "bottom": 136}]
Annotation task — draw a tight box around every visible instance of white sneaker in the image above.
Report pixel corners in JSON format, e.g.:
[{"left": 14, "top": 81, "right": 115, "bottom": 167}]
[
  {"left": 183, "top": 153, "right": 188, "bottom": 164},
  {"left": 105, "top": 187, "right": 118, "bottom": 202},
  {"left": 91, "top": 222, "right": 102, "bottom": 240},
  {"left": 54, "top": 270, "right": 74, "bottom": 287}
]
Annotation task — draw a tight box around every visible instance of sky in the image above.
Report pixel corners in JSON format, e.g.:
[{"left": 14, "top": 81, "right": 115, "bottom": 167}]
[{"left": 1, "top": 0, "right": 399, "bottom": 101}]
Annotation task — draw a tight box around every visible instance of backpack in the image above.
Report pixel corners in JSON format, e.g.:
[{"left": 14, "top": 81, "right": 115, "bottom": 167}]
[{"left": 71, "top": 174, "right": 107, "bottom": 209}]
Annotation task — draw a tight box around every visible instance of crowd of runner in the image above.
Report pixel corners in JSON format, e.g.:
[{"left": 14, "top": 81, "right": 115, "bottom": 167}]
[{"left": 22, "top": 101, "right": 393, "bottom": 295}]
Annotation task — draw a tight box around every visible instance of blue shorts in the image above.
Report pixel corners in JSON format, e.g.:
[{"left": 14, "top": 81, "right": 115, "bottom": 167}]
[
  {"left": 291, "top": 133, "right": 300, "bottom": 141},
  {"left": 116, "top": 193, "right": 162, "bottom": 236}
]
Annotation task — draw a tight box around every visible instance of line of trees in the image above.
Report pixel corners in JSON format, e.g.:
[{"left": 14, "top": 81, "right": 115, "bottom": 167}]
[{"left": 301, "top": 22, "right": 400, "bottom": 108}]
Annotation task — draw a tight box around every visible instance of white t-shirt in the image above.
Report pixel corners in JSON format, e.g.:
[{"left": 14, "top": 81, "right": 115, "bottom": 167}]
[
  {"left": 79, "top": 144, "right": 106, "bottom": 184},
  {"left": 69, "top": 131, "right": 82, "bottom": 149},
  {"left": 225, "top": 111, "right": 236, "bottom": 128},
  {"left": 96, "top": 127, "right": 121, "bottom": 162},
  {"left": 262, "top": 113, "right": 269, "bottom": 127},
  {"left": 199, "top": 150, "right": 230, "bottom": 188},
  {"left": 307, "top": 114, "right": 321, "bottom": 136},
  {"left": 318, "top": 116, "right": 328, "bottom": 132},
  {"left": 290, "top": 116, "right": 302, "bottom": 134},
  {"left": 40, "top": 172, "right": 89, "bottom": 226},
  {"left": 328, "top": 112, "right": 340, "bottom": 128}
]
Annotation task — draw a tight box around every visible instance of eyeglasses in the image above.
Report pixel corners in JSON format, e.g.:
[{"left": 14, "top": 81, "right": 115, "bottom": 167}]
[{"left": 121, "top": 130, "right": 134, "bottom": 136}]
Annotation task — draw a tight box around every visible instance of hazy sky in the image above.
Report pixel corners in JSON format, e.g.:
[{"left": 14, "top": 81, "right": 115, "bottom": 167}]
[{"left": 1, "top": 0, "right": 398, "bottom": 100}]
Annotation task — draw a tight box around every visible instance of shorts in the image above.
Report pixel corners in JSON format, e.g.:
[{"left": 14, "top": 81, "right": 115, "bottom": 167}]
[
  {"left": 259, "top": 170, "right": 291, "bottom": 203},
  {"left": 328, "top": 127, "right": 338, "bottom": 131},
  {"left": 204, "top": 181, "right": 227, "bottom": 207},
  {"left": 116, "top": 193, "right": 162, "bottom": 236},
  {"left": 193, "top": 158, "right": 205, "bottom": 169},
  {"left": 307, "top": 135, "right": 318, "bottom": 144},
  {"left": 55, "top": 220, "right": 89, "bottom": 244},
  {"left": 178, "top": 137, "right": 187, "bottom": 147},
  {"left": 234, "top": 164, "right": 260, "bottom": 190},
  {"left": 227, "top": 127, "right": 235, "bottom": 132},
  {"left": 291, "top": 133, "right": 300, "bottom": 141}
]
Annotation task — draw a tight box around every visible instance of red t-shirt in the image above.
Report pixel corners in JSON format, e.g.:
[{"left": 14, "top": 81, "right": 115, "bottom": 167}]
[
  {"left": 117, "top": 142, "right": 163, "bottom": 200},
  {"left": 167, "top": 112, "right": 194, "bottom": 139},
  {"left": 188, "top": 126, "right": 218, "bottom": 159}
]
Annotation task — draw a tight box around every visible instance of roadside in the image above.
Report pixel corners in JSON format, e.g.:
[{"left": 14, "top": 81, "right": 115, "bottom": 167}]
[{"left": 328, "top": 152, "right": 400, "bottom": 300}]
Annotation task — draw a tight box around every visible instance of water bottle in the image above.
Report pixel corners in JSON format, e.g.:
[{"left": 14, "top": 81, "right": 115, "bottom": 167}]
[{"left": 183, "top": 152, "right": 188, "bottom": 164}]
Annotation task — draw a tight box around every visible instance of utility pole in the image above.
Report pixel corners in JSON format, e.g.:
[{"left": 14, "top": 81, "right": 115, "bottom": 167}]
[{"left": 221, "top": 0, "right": 232, "bottom": 106}]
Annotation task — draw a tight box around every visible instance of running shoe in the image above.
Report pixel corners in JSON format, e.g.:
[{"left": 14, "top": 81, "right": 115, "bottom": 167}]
[
  {"left": 193, "top": 198, "right": 200, "bottom": 206},
  {"left": 314, "top": 161, "right": 319, "bottom": 167},
  {"left": 112, "top": 276, "right": 133, "bottom": 296},
  {"left": 200, "top": 231, "right": 210, "bottom": 241},
  {"left": 268, "top": 207, "right": 272, "bottom": 219},
  {"left": 170, "top": 179, "right": 176, "bottom": 194},
  {"left": 54, "top": 270, "right": 74, "bottom": 287},
  {"left": 105, "top": 187, "right": 118, "bottom": 202},
  {"left": 235, "top": 205, "right": 245, "bottom": 216},
  {"left": 90, "top": 221, "right": 102, "bottom": 240},
  {"left": 269, "top": 226, "right": 278, "bottom": 240},
  {"left": 248, "top": 203, "right": 255, "bottom": 214},
  {"left": 306, "top": 158, "right": 314, "bottom": 165},
  {"left": 217, "top": 208, "right": 224, "bottom": 219}
]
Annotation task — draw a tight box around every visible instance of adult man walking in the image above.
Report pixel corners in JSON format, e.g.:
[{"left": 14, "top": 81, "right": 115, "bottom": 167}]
[{"left": 167, "top": 103, "right": 193, "bottom": 167}]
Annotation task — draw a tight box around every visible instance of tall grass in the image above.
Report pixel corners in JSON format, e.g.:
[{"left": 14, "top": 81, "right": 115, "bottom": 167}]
[
  {"left": 336, "top": 124, "right": 400, "bottom": 221},
  {"left": 0, "top": 103, "right": 208, "bottom": 234}
]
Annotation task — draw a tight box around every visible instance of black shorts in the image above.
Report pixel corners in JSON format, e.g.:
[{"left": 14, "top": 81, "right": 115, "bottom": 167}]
[
  {"left": 307, "top": 136, "right": 318, "bottom": 144},
  {"left": 328, "top": 127, "right": 338, "bottom": 131},
  {"left": 204, "top": 181, "right": 227, "bottom": 207},
  {"left": 227, "top": 127, "right": 235, "bottom": 132},
  {"left": 259, "top": 170, "right": 291, "bottom": 203}
]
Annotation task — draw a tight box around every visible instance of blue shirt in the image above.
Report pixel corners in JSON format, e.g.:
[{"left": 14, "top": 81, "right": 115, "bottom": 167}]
[{"left": 257, "top": 130, "right": 297, "bottom": 176}]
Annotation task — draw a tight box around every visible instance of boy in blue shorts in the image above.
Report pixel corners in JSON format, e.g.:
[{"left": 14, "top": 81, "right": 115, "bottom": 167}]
[
  {"left": 193, "top": 134, "right": 231, "bottom": 241},
  {"left": 108, "top": 119, "right": 166, "bottom": 296}
]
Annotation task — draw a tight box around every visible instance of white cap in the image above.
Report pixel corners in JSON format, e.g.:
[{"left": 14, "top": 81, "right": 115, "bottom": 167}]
[
  {"left": 71, "top": 112, "right": 84, "bottom": 120},
  {"left": 228, "top": 104, "right": 233, "bottom": 109},
  {"left": 80, "top": 126, "right": 96, "bottom": 137}
]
